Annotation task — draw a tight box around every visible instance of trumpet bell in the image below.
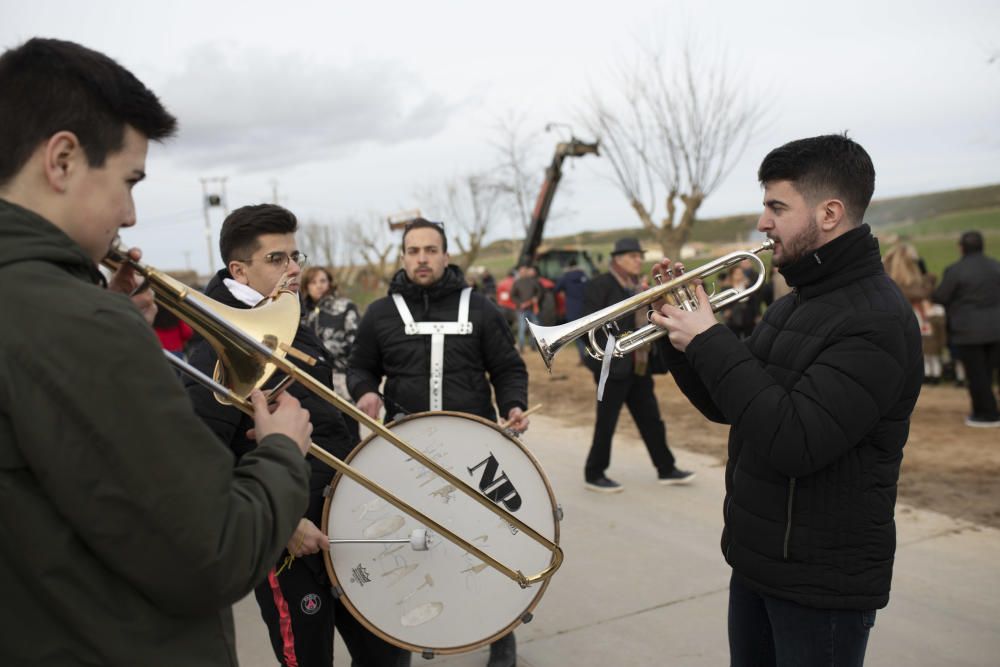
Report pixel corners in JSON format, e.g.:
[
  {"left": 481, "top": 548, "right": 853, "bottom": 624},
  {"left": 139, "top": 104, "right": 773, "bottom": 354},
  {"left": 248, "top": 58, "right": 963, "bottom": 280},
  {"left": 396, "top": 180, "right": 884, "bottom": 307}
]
[{"left": 527, "top": 319, "right": 579, "bottom": 370}]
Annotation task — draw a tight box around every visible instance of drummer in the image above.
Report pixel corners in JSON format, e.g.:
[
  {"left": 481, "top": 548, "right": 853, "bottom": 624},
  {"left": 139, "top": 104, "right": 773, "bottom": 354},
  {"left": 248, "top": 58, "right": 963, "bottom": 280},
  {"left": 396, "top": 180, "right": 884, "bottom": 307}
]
[
  {"left": 348, "top": 217, "right": 529, "bottom": 667},
  {"left": 183, "top": 203, "right": 407, "bottom": 667}
]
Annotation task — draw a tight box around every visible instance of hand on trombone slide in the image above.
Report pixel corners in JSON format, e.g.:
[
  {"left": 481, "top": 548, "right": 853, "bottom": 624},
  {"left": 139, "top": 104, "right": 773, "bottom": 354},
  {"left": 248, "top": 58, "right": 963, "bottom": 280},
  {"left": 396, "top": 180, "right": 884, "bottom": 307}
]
[
  {"left": 648, "top": 258, "right": 718, "bottom": 354},
  {"left": 245, "top": 389, "right": 314, "bottom": 456}
]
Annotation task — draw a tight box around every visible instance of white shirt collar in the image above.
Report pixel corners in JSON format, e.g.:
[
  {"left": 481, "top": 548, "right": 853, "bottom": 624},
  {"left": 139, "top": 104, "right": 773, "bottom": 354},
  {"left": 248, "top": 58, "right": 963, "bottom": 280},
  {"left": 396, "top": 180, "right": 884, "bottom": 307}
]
[{"left": 223, "top": 278, "right": 266, "bottom": 307}]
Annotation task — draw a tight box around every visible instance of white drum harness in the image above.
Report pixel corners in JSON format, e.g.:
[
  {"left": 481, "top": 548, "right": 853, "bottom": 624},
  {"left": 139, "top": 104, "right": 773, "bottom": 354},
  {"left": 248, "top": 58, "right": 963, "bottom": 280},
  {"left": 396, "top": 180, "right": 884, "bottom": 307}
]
[{"left": 391, "top": 287, "right": 473, "bottom": 411}]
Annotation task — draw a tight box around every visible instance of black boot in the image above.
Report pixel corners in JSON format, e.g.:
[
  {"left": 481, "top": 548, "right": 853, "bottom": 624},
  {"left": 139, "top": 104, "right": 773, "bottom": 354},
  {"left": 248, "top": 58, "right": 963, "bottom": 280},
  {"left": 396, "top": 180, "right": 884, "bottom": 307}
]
[{"left": 487, "top": 632, "right": 516, "bottom": 667}]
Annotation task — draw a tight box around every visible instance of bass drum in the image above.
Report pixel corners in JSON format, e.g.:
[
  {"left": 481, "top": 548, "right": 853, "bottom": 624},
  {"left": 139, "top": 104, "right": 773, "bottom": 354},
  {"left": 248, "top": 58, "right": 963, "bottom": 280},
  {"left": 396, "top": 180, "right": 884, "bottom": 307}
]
[{"left": 321, "top": 411, "right": 560, "bottom": 656}]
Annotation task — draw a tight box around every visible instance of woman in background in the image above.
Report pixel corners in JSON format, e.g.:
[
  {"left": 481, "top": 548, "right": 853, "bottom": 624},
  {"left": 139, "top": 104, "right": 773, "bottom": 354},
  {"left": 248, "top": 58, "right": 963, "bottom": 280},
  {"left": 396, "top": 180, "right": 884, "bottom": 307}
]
[
  {"left": 883, "top": 242, "right": 942, "bottom": 382},
  {"left": 301, "top": 266, "right": 361, "bottom": 442}
]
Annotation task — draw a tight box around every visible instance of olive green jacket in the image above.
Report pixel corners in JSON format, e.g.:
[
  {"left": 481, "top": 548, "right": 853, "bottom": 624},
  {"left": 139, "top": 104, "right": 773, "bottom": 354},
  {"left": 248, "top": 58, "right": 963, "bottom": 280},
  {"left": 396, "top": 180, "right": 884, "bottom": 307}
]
[{"left": 0, "top": 198, "right": 310, "bottom": 666}]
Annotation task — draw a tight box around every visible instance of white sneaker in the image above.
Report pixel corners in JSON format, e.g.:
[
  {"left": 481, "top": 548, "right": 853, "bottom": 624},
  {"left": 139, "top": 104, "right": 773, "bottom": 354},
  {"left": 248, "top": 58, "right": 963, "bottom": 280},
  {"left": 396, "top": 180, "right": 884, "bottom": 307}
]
[{"left": 965, "top": 416, "right": 1000, "bottom": 428}]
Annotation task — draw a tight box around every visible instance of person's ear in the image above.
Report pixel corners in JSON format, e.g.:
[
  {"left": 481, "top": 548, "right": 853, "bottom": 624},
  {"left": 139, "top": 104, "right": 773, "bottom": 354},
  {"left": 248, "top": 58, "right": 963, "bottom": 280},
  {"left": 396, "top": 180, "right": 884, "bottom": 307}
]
[
  {"left": 817, "top": 198, "right": 846, "bottom": 232},
  {"left": 228, "top": 260, "right": 250, "bottom": 285},
  {"left": 43, "top": 131, "right": 83, "bottom": 193}
]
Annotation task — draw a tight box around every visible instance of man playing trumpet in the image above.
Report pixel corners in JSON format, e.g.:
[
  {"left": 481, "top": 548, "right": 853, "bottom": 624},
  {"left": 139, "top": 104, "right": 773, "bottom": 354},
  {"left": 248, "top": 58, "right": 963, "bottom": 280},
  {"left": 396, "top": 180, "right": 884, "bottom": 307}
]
[{"left": 651, "top": 134, "right": 923, "bottom": 666}]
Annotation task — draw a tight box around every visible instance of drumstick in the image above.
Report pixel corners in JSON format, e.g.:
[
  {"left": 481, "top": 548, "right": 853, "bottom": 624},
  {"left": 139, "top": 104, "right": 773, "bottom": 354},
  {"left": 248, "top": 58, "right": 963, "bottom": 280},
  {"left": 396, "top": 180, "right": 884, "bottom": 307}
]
[{"left": 499, "top": 403, "right": 543, "bottom": 428}]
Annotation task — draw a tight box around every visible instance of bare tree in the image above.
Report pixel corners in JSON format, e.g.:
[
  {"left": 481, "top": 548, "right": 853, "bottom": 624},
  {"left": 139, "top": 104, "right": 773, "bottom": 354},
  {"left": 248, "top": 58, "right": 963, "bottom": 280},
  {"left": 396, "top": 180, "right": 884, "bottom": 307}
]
[
  {"left": 582, "top": 41, "right": 763, "bottom": 258},
  {"left": 298, "top": 220, "right": 355, "bottom": 285},
  {"left": 490, "top": 111, "right": 542, "bottom": 235},
  {"left": 345, "top": 214, "right": 399, "bottom": 288},
  {"left": 419, "top": 172, "right": 502, "bottom": 273}
]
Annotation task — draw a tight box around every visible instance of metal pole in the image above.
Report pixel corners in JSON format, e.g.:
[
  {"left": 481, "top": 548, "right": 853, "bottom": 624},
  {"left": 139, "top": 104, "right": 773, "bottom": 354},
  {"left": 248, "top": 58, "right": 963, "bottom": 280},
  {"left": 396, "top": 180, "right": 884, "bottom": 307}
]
[{"left": 200, "top": 178, "right": 214, "bottom": 274}]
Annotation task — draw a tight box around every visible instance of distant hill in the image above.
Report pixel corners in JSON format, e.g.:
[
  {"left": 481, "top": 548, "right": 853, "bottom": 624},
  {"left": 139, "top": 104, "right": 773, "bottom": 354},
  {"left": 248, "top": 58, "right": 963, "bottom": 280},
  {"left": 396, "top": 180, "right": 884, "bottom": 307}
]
[
  {"left": 481, "top": 183, "right": 1000, "bottom": 251},
  {"left": 864, "top": 183, "right": 1000, "bottom": 227}
]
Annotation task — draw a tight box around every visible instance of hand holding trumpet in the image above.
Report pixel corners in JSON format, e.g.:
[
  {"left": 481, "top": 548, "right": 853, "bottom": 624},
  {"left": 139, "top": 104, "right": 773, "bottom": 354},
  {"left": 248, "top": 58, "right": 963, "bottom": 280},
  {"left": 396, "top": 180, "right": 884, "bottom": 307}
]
[{"left": 648, "top": 258, "right": 719, "bottom": 353}]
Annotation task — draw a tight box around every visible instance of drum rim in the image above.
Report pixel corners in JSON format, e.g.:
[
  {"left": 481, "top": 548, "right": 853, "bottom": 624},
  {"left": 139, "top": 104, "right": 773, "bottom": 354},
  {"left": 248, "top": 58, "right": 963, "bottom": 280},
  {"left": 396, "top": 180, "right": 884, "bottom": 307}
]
[{"left": 320, "top": 410, "right": 561, "bottom": 656}]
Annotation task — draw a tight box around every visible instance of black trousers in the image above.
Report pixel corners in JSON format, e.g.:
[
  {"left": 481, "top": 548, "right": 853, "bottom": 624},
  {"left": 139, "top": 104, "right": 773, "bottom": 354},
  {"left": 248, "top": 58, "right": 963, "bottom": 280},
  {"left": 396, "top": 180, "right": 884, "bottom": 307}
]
[
  {"left": 255, "top": 562, "right": 335, "bottom": 667},
  {"left": 728, "top": 573, "right": 874, "bottom": 667},
  {"left": 255, "top": 559, "right": 410, "bottom": 666},
  {"left": 955, "top": 342, "right": 1000, "bottom": 419},
  {"left": 585, "top": 373, "right": 675, "bottom": 480}
]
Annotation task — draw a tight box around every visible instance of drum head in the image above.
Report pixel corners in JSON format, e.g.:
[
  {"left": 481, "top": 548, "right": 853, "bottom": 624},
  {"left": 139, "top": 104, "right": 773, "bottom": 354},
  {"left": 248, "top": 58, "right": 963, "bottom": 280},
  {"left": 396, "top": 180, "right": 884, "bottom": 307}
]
[{"left": 322, "top": 412, "right": 559, "bottom": 654}]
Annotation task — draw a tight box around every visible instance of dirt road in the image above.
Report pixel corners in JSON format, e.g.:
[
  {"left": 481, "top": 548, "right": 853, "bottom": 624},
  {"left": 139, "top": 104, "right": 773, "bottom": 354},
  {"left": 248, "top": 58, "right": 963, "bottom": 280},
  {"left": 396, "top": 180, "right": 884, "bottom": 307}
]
[{"left": 524, "top": 351, "right": 1000, "bottom": 528}]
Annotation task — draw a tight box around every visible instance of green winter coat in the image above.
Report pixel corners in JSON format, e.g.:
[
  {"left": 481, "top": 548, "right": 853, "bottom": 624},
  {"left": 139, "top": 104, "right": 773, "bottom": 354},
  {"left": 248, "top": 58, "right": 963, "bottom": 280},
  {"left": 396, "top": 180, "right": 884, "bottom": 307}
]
[{"left": 0, "top": 198, "right": 310, "bottom": 666}]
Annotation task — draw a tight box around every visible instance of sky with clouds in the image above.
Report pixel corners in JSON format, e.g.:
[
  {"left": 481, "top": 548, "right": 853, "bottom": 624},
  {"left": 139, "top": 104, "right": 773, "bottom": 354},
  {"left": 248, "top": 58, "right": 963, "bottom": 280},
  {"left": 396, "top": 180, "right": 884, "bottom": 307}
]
[{"left": 3, "top": 0, "right": 998, "bottom": 272}]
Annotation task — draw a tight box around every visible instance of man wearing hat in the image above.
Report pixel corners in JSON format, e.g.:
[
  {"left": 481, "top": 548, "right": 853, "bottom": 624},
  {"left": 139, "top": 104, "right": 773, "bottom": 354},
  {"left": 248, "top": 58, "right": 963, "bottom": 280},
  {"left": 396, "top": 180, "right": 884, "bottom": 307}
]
[{"left": 581, "top": 237, "right": 695, "bottom": 492}]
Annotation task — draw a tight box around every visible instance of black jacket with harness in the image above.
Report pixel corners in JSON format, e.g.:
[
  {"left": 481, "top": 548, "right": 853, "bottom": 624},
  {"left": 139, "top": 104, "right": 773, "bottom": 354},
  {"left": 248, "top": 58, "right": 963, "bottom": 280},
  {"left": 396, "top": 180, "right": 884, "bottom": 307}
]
[
  {"left": 348, "top": 266, "right": 527, "bottom": 421},
  {"left": 662, "top": 224, "right": 923, "bottom": 610}
]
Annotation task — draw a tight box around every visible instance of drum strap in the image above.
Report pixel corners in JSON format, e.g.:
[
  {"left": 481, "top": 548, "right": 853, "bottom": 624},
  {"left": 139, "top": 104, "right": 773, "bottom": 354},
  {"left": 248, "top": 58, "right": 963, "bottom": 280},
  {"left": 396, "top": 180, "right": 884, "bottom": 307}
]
[{"left": 391, "top": 287, "right": 473, "bottom": 410}]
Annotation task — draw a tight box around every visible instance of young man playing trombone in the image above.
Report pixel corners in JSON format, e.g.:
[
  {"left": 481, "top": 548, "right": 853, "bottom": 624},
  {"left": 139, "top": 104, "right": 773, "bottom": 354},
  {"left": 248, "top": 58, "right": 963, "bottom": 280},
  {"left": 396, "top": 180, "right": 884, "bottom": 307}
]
[
  {"left": 652, "top": 134, "right": 923, "bottom": 666},
  {"left": 0, "top": 38, "right": 314, "bottom": 665},
  {"left": 184, "top": 204, "right": 410, "bottom": 667}
]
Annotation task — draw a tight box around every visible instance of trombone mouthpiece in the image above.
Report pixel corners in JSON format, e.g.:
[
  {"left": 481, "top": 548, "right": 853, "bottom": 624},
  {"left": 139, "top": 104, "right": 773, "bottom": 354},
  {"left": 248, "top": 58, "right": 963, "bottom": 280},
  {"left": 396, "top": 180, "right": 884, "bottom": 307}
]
[{"left": 102, "top": 239, "right": 130, "bottom": 271}]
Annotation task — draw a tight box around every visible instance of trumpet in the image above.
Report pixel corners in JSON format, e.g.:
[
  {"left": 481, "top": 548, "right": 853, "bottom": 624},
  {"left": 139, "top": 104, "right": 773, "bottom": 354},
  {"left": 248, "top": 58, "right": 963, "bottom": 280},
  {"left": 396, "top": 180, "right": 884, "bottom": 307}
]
[
  {"left": 103, "top": 245, "right": 562, "bottom": 589},
  {"left": 529, "top": 239, "right": 774, "bottom": 369}
]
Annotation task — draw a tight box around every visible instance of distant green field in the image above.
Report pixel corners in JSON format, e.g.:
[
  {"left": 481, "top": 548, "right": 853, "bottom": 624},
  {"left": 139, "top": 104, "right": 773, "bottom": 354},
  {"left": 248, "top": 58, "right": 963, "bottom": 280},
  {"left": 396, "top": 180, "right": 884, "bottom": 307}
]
[
  {"left": 878, "top": 206, "right": 1000, "bottom": 277},
  {"left": 882, "top": 206, "right": 1000, "bottom": 239},
  {"left": 368, "top": 184, "right": 1000, "bottom": 309}
]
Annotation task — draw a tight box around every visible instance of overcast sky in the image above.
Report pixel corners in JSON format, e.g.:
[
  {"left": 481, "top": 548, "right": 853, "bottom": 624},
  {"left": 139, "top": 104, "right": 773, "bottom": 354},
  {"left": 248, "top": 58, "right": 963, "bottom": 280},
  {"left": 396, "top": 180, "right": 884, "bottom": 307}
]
[{"left": 3, "top": 0, "right": 998, "bottom": 272}]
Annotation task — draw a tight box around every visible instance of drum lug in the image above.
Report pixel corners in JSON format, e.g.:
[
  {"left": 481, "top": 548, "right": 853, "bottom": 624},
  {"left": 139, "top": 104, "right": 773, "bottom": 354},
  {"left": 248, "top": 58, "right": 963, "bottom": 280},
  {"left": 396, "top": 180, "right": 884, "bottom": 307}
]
[
  {"left": 322, "top": 484, "right": 333, "bottom": 498},
  {"left": 554, "top": 504, "right": 564, "bottom": 522},
  {"left": 522, "top": 611, "right": 534, "bottom": 624},
  {"left": 329, "top": 585, "right": 343, "bottom": 599},
  {"left": 420, "top": 649, "right": 435, "bottom": 660}
]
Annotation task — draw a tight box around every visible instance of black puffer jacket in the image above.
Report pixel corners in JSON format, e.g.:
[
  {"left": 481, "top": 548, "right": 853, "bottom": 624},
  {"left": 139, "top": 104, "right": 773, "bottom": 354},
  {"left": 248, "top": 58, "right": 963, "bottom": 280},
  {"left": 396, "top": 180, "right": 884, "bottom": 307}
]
[
  {"left": 932, "top": 251, "right": 1000, "bottom": 345},
  {"left": 663, "top": 225, "right": 923, "bottom": 610},
  {"left": 348, "top": 266, "right": 527, "bottom": 421},
  {"left": 185, "top": 271, "right": 356, "bottom": 571}
]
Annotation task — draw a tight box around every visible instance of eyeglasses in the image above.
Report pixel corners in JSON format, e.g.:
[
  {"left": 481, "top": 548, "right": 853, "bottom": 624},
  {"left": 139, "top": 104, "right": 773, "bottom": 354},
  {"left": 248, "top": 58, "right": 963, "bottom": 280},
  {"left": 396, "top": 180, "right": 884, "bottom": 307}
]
[{"left": 240, "top": 251, "right": 308, "bottom": 269}]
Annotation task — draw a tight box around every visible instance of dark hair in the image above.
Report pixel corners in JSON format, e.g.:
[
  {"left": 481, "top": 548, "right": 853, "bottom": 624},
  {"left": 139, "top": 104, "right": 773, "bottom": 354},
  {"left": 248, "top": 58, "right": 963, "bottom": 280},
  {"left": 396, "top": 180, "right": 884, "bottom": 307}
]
[
  {"left": 960, "top": 230, "right": 984, "bottom": 255},
  {"left": 757, "top": 133, "right": 875, "bottom": 224},
  {"left": 152, "top": 305, "right": 180, "bottom": 330},
  {"left": 301, "top": 266, "right": 336, "bottom": 299},
  {"left": 0, "top": 38, "right": 177, "bottom": 188},
  {"left": 219, "top": 204, "right": 298, "bottom": 264},
  {"left": 401, "top": 217, "right": 447, "bottom": 252}
]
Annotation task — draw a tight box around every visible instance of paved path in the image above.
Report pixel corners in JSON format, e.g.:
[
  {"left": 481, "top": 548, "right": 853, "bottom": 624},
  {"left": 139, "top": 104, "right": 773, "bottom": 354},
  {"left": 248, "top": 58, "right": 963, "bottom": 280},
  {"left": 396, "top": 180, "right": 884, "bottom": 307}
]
[{"left": 235, "top": 415, "right": 1000, "bottom": 666}]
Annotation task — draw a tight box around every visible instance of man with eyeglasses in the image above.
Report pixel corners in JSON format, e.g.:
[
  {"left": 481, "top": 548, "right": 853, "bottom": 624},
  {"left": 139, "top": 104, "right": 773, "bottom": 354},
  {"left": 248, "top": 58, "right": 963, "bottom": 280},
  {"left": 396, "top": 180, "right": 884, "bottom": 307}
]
[
  {"left": 184, "top": 204, "right": 409, "bottom": 667},
  {"left": 348, "top": 217, "right": 528, "bottom": 667}
]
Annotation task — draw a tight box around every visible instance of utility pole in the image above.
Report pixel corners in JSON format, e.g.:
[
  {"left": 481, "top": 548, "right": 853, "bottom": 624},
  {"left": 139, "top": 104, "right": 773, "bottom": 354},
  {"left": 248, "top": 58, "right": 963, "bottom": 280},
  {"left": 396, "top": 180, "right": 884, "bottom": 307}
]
[
  {"left": 269, "top": 178, "right": 280, "bottom": 205},
  {"left": 200, "top": 177, "right": 229, "bottom": 274}
]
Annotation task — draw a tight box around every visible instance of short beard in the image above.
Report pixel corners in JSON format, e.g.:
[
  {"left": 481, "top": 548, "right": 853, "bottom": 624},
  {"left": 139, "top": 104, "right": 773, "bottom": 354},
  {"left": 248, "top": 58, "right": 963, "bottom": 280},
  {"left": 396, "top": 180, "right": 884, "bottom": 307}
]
[{"left": 775, "top": 216, "right": 820, "bottom": 267}]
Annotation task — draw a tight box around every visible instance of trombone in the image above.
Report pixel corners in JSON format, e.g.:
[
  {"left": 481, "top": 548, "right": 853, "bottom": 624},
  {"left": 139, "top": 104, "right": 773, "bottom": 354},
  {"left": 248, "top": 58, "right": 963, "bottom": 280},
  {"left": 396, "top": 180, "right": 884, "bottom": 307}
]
[
  {"left": 104, "top": 246, "right": 562, "bottom": 589},
  {"left": 529, "top": 239, "right": 774, "bottom": 370}
]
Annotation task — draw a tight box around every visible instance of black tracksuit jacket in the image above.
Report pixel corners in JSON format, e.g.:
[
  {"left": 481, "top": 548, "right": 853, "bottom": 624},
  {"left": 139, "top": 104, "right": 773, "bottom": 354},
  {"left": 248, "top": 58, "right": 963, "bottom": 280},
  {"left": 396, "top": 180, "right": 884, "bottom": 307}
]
[{"left": 185, "top": 271, "right": 356, "bottom": 566}]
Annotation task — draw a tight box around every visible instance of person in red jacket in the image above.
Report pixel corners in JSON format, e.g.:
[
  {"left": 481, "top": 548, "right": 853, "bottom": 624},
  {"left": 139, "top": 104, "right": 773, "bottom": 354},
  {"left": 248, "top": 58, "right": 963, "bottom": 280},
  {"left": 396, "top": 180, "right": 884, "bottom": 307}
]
[{"left": 153, "top": 307, "right": 194, "bottom": 359}]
